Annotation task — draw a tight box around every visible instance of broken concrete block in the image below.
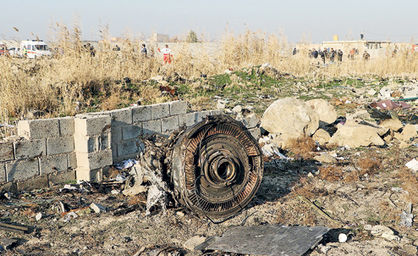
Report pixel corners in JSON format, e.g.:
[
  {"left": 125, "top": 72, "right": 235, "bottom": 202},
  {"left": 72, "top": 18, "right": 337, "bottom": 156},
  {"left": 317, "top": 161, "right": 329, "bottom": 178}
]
[
  {"left": 380, "top": 118, "right": 403, "bottom": 132},
  {"left": 248, "top": 127, "right": 261, "bottom": 140},
  {"left": 17, "top": 118, "right": 60, "bottom": 139},
  {"left": 6, "top": 158, "right": 39, "bottom": 181},
  {"left": 184, "top": 236, "right": 206, "bottom": 251},
  {"left": 0, "top": 142, "right": 14, "bottom": 161},
  {"left": 242, "top": 113, "right": 259, "bottom": 128},
  {"left": 329, "top": 123, "right": 385, "bottom": 148},
  {"left": 169, "top": 101, "right": 187, "bottom": 116},
  {"left": 47, "top": 136, "right": 74, "bottom": 155},
  {"left": 132, "top": 105, "right": 152, "bottom": 122},
  {"left": 59, "top": 117, "right": 75, "bottom": 136},
  {"left": 162, "top": 116, "right": 179, "bottom": 133},
  {"left": 261, "top": 97, "right": 319, "bottom": 138},
  {"left": 14, "top": 139, "right": 46, "bottom": 159},
  {"left": 394, "top": 124, "right": 417, "bottom": 142},
  {"left": 306, "top": 99, "right": 337, "bottom": 124},
  {"left": 151, "top": 103, "right": 170, "bottom": 120},
  {"left": 122, "top": 125, "right": 142, "bottom": 140},
  {"left": 74, "top": 115, "right": 111, "bottom": 136}
]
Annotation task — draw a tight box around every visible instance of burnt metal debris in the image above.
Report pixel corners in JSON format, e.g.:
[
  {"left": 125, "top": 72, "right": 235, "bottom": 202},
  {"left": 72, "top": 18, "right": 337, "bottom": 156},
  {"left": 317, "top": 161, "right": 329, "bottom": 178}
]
[
  {"left": 196, "top": 225, "right": 330, "bottom": 256},
  {"left": 171, "top": 115, "right": 264, "bottom": 219}
]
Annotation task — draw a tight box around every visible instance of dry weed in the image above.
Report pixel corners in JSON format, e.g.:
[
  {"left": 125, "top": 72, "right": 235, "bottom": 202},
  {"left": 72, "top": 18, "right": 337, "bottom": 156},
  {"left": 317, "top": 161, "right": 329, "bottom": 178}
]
[
  {"left": 319, "top": 166, "right": 344, "bottom": 181},
  {"left": 287, "top": 136, "right": 316, "bottom": 159}
]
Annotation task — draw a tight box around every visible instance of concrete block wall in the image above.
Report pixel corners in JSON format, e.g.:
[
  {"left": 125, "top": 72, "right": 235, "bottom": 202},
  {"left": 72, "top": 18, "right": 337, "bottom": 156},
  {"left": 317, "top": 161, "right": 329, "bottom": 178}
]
[{"left": 0, "top": 100, "right": 260, "bottom": 188}]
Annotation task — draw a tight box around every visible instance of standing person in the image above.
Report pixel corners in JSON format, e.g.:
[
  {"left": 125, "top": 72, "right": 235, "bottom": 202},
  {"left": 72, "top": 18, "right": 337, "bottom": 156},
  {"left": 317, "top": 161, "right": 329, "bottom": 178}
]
[
  {"left": 292, "top": 47, "right": 297, "bottom": 55},
  {"left": 319, "top": 49, "right": 326, "bottom": 64},
  {"left": 363, "top": 51, "right": 370, "bottom": 60},
  {"left": 158, "top": 44, "right": 172, "bottom": 64},
  {"left": 329, "top": 48, "right": 336, "bottom": 63},
  {"left": 141, "top": 43, "right": 147, "bottom": 57},
  {"left": 337, "top": 49, "right": 343, "bottom": 62},
  {"left": 312, "top": 48, "right": 318, "bottom": 59}
]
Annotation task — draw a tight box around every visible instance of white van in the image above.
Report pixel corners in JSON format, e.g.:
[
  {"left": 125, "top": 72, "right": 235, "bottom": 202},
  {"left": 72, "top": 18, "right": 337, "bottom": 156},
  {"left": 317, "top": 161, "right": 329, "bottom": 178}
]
[{"left": 20, "top": 40, "right": 52, "bottom": 58}]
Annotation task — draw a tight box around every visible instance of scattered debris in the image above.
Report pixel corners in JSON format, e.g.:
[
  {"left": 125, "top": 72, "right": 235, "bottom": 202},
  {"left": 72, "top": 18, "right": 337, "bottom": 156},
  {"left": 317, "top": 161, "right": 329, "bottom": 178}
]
[
  {"left": 338, "top": 233, "right": 348, "bottom": 243},
  {"left": 183, "top": 236, "right": 206, "bottom": 251},
  {"left": 90, "top": 203, "right": 107, "bottom": 214},
  {"left": 400, "top": 203, "right": 414, "bottom": 227},
  {"left": 35, "top": 212, "right": 42, "bottom": 221},
  {"left": 405, "top": 158, "right": 418, "bottom": 172},
  {"left": 0, "top": 222, "right": 30, "bottom": 233},
  {"left": 0, "top": 238, "right": 19, "bottom": 251},
  {"left": 196, "top": 225, "right": 329, "bottom": 256}
]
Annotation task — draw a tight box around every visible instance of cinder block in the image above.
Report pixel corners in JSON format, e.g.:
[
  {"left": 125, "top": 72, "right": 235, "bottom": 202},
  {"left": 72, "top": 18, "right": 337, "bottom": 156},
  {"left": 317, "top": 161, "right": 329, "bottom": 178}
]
[
  {"left": 17, "top": 119, "right": 60, "bottom": 139},
  {"left": 74, "top": 134, "right": 97, "bottom": 153},
  {"left": 162, "top": 116, "right": 179, "bottom": 133},
  {"left": 0, "top": 142, "right": 14, "bottom": 161},
  {"left": 74, "top": 115, "right": 111, "bottom": 136},
  {"left": 122, "top": 125, "right": 142, "bottom": 140},
  {"left": 132, "top": 105, "right": 152, "bottom": 122},
  {"left": 67, "top": 152, "right": 77, "bottom": 169},
  {"left": 99, "top": 132, "right": 111, "bottom": 150},
  {"left": 143, "top": 119, "right": 162, "bottom": 135},
  {"left": 17, "top": 175, "right": 48, "bottom": 191},
  {"left": 47, "top": 136, "right": 74, "bottom": 155},
  {"left": 111, "top": 126, "right": 122, "bottom": 144},
  {"left": 170, "top": 101, "right": 188, "bottom": 116},
  {"left": 14, "top": 139, "right": 46, "bottom": 159},
  {"left": 76, "top": 149, "right": 112, "bottom": 170},
  {"left": 0, "top": 164, "right": 5, "bottom": 183},
  {"left": 59, "top": 117, "right": 75, "bottom": 136},
  {"left": 196, "top": 110, "right": 212, "bottom": 123},
  {"left": 179, "top": 112, "right": 198, "bottom": 127},
  {"left": 109, "top": 108, "right": 133, "bottom": 126},
  {"left": 248, "top": 127, "right": 261, "bottom": 140},
  {"left": 40, "top": 154, "right": 68, "bottom": 175},
  {"left": 48, "top": 170, "right": 76, "bottom": 185},
  {"left": 76, "top": 167, "right": 103, "bottom": 182},
  {"left": 6, "top": 158, "right": 39, "bottom": 181},
  {"left": 111, "top": 143, "right": 118, "bottom": 159},
  {"left": 210, "top": 110, "right": 223, "bottom": 116},
  {"left": 117, "top": 139, "right": 142, "bottom": 157},
  {"left": 151, "top": 103, "right": 170, "bottom": 119}
]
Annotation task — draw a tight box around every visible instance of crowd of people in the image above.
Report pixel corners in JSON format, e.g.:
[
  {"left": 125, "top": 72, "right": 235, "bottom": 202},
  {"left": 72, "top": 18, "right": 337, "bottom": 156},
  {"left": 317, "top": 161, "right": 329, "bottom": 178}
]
[{"left": 304, "top": 47, "right": 371, "bottom": 64}]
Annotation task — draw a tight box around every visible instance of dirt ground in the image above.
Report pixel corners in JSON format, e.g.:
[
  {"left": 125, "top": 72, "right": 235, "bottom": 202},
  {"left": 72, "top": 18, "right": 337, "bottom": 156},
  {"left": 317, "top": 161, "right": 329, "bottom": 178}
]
[{"left": 0, "top": 140, "right": 416, "bottom": 255}]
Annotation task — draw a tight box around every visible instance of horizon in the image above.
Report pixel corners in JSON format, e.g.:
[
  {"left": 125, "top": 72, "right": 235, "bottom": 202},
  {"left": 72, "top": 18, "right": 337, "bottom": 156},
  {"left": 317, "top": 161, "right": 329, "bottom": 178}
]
[{"left": 1, "top": 0, "right": 418, "bottom": 43}]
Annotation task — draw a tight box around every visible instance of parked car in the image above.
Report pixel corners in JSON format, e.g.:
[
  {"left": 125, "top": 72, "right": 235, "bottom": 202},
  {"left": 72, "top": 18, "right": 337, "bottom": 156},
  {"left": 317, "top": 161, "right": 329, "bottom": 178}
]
[{"left": 20, "top": 40, "right": 52, "bottom": 58}]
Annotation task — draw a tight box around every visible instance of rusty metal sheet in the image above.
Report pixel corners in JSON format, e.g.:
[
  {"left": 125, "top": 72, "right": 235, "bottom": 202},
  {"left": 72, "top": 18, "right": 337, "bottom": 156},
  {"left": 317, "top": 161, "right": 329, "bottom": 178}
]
[{"left": 196, "top": 225, "right": 329, "bottom": 256}]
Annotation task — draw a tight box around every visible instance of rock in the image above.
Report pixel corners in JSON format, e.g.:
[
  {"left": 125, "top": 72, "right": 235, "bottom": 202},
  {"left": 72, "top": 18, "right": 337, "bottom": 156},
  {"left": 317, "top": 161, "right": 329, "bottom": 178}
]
[
  {"left": 328, "top": 122, "right": 385, "bottom": 148},
  {"left": 399, "top": 141, "right": 410, "bottom": 149},
  {"left": 314, "top": 152, "right": 337, "bottom": 164},
  {"left": 122, "top": 184, "right": 148, "bottom": 196},
  {"left": 261, "top": 98, "right": 319, "bottom": 141},
  {"left": 35, "top": 212, "right": 42, "bottom": 221},
  {"left": 346, "top": 110, "right": 371, "bottom": 121},
  {"left": 183, "top": 236, "right": 206, "bottom": 251},
  {"left": 366, "top": 225, "right": 400, "bottom": 241},
  {"left": 242, "top": 113, "right": 259, "bottom": 128},
  {"left": 394, "top": 124, "right": 417, "bottom": 142},
  {"left": 232, "top": 105, "right": 242, "bottom": 114},
  {"left": 338, "top": 233, "right": 348, "bottom": 243},
  {"left": 405, "top": 159, "right": 418, "bottom": 172},
  {"left": 216, "top": 100, "right": 227, "bottom": 110},
  {"left": 89, "top": 203, "right": 107, "bottom": 214},
  {"left": 312, "top": 129, "right": 331, "bottom": 145},
  {"left": 380, "top": 118, "right": 403, "bottom": 132},
  {"left": 306, "top": 99, "right": 337, "bottom": 124}
]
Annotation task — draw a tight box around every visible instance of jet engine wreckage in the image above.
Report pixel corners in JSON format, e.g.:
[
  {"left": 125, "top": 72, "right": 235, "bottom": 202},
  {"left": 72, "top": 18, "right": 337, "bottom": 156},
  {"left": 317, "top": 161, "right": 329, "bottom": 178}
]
[{"left": 132, "top": 115, "right": 264, "bottom": 220}]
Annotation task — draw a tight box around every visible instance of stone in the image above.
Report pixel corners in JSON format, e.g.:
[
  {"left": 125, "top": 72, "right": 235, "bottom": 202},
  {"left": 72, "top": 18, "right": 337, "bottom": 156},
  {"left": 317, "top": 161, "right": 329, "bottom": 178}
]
[
  {"left": 314, "top": 152, "right": 337, "bottom": 163},
  {"left": 184, "top": 236, "right": 206, "bottom": 251},
  {"left": 306, "top": 99, "right": 337, "bottom": 124},
  {"left": 380, "top": 118, "right": 403, "bottom": 132},
  {"left": 35, "top": 212, "right": 42, "bottom": 221},
  {"left": 232, "top": 105, "right": 242, "bottom": 114},
  {"left": 366, "top": 225, "right": 400, "bottom": 241},
  {"left": 261, "top": 98, "right": 319, "bottom": 140},
  {"left": 405, "top": 158, "right": 418, "bottom": 172},
  {"left": 328, "top": 123, "right": 385, "bottom": 148},
  {"left": 90, "top": 203, "right": 107, "bottom": 213},
  {"left": 312, "top": 129, "right": 331, "bottom": 145},
  {"left": 394, "top": 124, "right": 417, "bottom": 142}
]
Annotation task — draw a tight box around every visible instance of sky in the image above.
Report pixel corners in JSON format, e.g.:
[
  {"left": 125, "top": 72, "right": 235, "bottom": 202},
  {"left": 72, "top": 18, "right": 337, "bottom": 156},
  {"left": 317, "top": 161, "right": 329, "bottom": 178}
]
[{"left": 1, "top": 0, "right": 417, "bottom": 43}]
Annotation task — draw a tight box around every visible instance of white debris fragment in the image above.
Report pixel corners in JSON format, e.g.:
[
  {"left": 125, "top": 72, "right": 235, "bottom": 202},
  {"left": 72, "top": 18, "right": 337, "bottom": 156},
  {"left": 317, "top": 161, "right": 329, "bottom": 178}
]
[
  {"left": 338, "top": 233, "right": 348, "bottom": 243},
  {"left": 90, "top": 203, "right": 107, "bottom": 214},
  {"left": 115, "top": 159, "right": 138, "bottom": 170},
  {"left": 405, "top": 158, "right": 418, "bottom": 172},
  {"left": 35, "top": 212, "right": 42, "bottom": 221}
]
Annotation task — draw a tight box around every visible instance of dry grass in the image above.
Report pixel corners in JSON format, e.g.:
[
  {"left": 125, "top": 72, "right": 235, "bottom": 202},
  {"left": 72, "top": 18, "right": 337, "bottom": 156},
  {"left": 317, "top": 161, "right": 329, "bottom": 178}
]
[
  {"left": 319, "top": 166, "right": 344, "bottom": 181},
  {"left": 397, "top": 167, "right": 418, "bottom": 204},
  {"left": 1, "top": 26, "right": 417, "bottom": 123},
  {"left": 287, "top": 136, "right": 317, "bottom": 159}
]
